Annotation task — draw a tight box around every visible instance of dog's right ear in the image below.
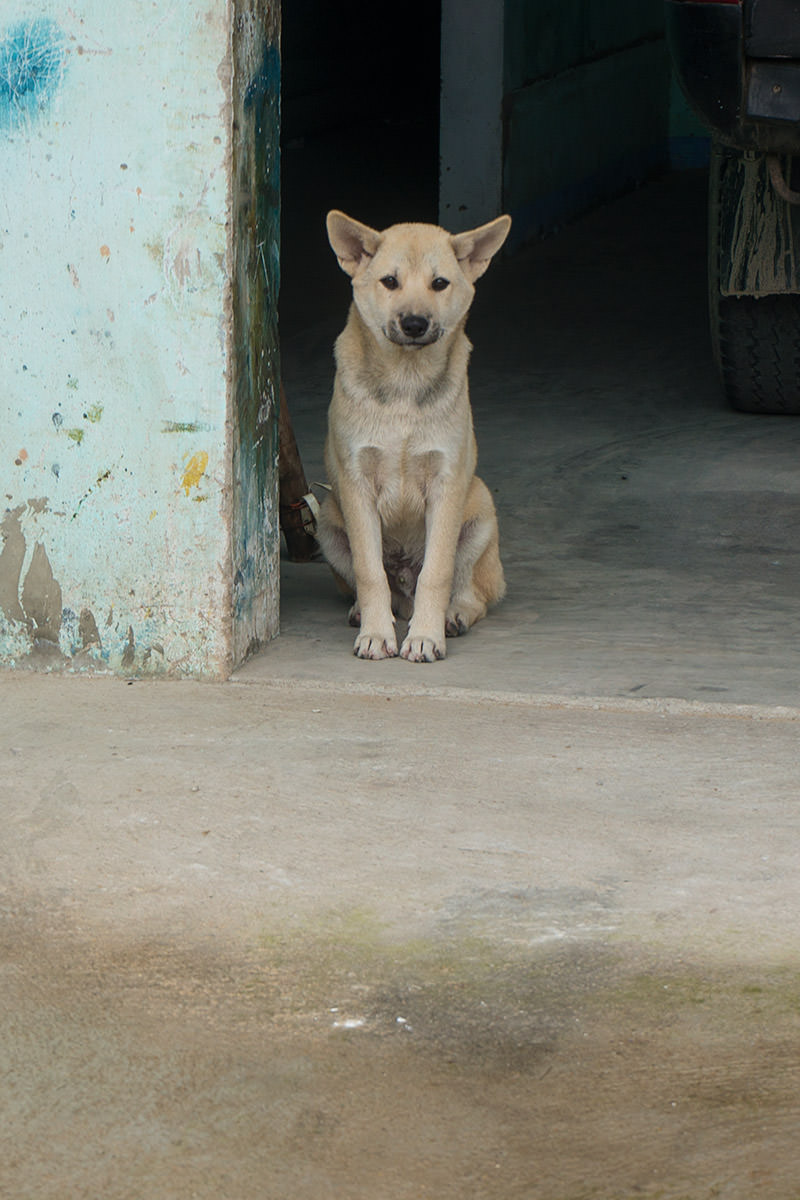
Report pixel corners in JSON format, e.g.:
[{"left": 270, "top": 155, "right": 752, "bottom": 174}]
[{"left": 326, "top": 211, "right": 381, "bottom": 277}]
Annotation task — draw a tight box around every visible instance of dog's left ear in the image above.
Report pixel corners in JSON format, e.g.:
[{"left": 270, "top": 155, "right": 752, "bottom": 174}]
[
  {"left": 450, "top": 214, "right": 511, "bottom": 282},
  {"left": 326, "top": 210, "right": 382, "bottom": 277}
]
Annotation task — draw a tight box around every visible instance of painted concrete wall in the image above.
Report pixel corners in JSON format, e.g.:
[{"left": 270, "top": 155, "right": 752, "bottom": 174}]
[{"left": 0, "top": 2, "right": 280, "bottom": 677}]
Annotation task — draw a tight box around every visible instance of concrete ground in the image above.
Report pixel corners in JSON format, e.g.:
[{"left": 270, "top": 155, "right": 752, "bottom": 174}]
[{"left": 3, "top": 171, "right": 800, "bottom": 1198}]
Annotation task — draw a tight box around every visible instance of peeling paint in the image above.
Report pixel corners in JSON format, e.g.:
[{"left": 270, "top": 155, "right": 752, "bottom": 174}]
[
  {"left": 0, "top": 507, "right": 26, "bottom": 624},
  {"left": 20, "top": 542, "right": 62, "bottom": 645},
  {"left": 121, "top": 625, "right": 135, "bottom": 669},
  {"left": 79, "top": 607, "right": 101, "bottom": 648}
]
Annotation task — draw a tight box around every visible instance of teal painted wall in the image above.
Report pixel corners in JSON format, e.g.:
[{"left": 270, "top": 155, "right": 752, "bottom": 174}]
[{"left": 0, "top": 2, "right": 281, "bottom": 677}]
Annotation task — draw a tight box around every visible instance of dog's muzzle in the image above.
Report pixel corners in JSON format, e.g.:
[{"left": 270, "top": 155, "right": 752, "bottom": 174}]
[{"left": 385, "top": 314, "right": 441, "bottom": 347}]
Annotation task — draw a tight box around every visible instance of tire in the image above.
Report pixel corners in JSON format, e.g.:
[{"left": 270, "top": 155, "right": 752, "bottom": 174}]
[
  {"left": 708, "top": 141, "right": 800, "bottom": 415},
  {"left": 715, "top": 293, "right": 800, "bottom": 414}
]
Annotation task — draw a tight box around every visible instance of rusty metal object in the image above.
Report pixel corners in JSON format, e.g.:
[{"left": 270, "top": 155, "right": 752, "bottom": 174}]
[{"left": 278, "top": 384, "right": 321, "bottom": 563}]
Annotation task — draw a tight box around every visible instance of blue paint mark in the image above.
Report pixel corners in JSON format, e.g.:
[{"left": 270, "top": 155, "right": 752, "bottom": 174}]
[
  {"left": 244, "top": 42, "right": 280, "bottom": 117},
  {"left": 0, "top": 19, "right": 65, "bottom": 130}
]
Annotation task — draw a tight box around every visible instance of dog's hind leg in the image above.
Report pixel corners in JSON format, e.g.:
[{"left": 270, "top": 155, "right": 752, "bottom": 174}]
[
  {"left": 446, "top": 478, "right": 506, "bottom": 637},
  {"left": 317, "top": 495, "right": 362, "bottom": 626}
]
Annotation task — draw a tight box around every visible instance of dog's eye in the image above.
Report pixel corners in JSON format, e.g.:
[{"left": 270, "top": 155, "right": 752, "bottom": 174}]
[
  {"left": 431, "top": 277, "right": 450, "bottom": 292},
  {"left": 380, "top": 275, "right": 399, "bottom": 291}
]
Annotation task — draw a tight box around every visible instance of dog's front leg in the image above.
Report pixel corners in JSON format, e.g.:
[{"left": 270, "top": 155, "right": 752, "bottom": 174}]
[
  {"left": 401, "top": 481, "right": 465, "bottom": 662},
  {"left": 338, "top": 488, "right": 397, "bottom": 660}
]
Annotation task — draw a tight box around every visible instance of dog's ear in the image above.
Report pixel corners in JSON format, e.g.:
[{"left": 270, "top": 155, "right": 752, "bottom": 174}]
[
  {"left": 450, "top": 215, "right": 511, "bottom": 282},
  {"left": 326, "top": 211, "right": 381, "bottom": 277}
]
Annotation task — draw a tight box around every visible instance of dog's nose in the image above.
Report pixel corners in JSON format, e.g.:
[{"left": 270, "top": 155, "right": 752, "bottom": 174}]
[{"left": 400, "top": 314, "right": 429, "bottom": 338}]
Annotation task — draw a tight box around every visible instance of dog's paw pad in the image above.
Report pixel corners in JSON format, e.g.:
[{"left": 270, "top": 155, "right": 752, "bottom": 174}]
[{"left": 348, "top": 603, "right": 362, "bottom": 628}]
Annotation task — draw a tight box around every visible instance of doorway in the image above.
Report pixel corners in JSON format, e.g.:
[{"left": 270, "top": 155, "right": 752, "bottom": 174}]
[{"left": 279, "top": 0, "right": 442, "bottom": 340}]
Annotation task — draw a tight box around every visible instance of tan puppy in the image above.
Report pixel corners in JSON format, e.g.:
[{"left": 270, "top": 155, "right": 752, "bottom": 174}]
[{"left": 318, "top": 210, "right": 511, "bottom": 662}]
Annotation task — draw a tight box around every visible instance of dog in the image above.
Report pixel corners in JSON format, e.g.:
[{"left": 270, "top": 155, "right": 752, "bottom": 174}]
[{"left": 317, "top": 209, "right": 511, "bottom": 662}]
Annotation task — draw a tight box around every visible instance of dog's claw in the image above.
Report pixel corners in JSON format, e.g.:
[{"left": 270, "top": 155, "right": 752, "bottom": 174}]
[
  {"left": 400, "top": 636, "right": 445, "bottom": 663},
  {"left": 354, "top": 632, "right": 398, "bottom": 660},
  {"left": 348, "top": 604, "right": 361, "bottom": 628},
  {"left": 445, "top": 614, "right": 470, "bottom": 637}
]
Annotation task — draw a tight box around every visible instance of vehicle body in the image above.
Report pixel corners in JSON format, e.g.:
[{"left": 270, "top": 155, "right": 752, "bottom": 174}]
[{"left": 665, "top": 0, "right": 800, "bottom": 413}]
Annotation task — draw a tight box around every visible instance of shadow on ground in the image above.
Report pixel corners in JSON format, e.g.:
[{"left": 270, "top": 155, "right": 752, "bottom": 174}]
[{"left": 4, "top": 907, "right": 799, "bottom": 1200}]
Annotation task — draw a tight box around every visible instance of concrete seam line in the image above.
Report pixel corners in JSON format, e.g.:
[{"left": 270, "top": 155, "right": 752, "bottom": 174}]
[{"left": 228, "top": 675, "right": 800, "bottom": 723}]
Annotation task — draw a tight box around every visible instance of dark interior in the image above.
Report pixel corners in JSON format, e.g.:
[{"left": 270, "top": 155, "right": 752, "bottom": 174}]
[{"left": 280, "top": 0, "right": 442, "bottom": 335}]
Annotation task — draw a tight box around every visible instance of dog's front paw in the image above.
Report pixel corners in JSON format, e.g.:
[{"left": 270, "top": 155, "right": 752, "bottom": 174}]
[
  {"left": 354, "top": 628, "right": 398, "bottom": 660},
  {"left": 400, "top": 633, "right": 446, "bottom": 663}
]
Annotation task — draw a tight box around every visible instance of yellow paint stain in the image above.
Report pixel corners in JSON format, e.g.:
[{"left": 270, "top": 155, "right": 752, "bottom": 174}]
[
  {"left": 149, "top": 510, "right": 157, "bottom": 520},
  {"left": 181, "top": 450, "right": 209, "bottom": 496}
]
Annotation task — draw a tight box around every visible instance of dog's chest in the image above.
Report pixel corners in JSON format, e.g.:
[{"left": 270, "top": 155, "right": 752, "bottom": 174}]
[{"left": 357, "top": 439, "right": 444, "bottom": 519}]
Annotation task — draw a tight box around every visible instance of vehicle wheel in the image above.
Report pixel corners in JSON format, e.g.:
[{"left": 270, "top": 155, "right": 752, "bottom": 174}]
[
  {"left": 708, "top": 141, "right": 800, "bottom": 414},
  {"left": 714, "top": 293, "right": 800, "bottom": 414}
]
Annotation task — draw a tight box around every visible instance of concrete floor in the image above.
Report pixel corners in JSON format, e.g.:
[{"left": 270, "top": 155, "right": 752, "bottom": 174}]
[{"left": 3, "top": 171, "right": 800, "bottom": 1198}]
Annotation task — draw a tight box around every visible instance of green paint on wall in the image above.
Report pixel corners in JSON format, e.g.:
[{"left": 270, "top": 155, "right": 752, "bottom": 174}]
[{"left": 162, "top": 420, "right": 214, "bottom": 433}]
